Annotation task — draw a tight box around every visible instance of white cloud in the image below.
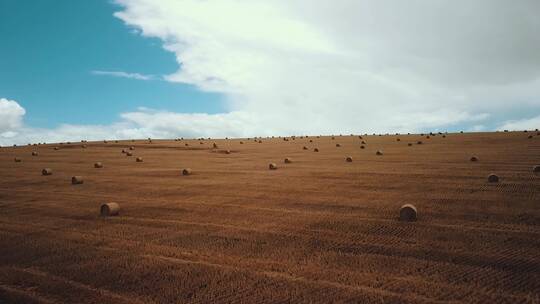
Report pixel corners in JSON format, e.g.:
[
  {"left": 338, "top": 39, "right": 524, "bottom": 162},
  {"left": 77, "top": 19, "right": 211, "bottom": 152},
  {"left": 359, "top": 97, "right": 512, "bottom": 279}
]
[
  {"left": 110, "top": 0, "right": 540, "bottom": 135},
  {"left": 91, "top": 70, "right": 155, "bottom": 80},
  {"left": 498, "top": 116, "right": 540, "bottom": 131},
  {"left": 0, "top": 98, "right": 25, "bottom": 132}
]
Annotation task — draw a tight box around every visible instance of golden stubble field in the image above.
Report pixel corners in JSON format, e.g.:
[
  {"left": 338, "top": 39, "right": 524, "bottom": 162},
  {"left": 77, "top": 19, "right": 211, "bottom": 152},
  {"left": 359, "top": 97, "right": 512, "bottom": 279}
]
[{"left": 1, "top": 132, "right": 539, "bottom": 303}]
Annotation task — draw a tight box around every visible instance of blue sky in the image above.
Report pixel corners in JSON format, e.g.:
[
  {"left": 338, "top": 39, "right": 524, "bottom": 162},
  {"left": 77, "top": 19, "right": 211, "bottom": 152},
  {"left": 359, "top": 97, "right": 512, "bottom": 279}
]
[
  {"left": 0, "top": 0, "right": 539, "bottom": 144},
  {"left": 0, "top": 0, "right": 224, "bottom": 129}
]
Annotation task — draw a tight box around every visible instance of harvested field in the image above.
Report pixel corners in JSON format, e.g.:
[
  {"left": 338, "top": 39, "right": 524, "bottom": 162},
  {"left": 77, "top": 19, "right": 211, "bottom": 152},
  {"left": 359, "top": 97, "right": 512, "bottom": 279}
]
[{"left": 1, "top": 132, "right": 540, "bottom": 303}]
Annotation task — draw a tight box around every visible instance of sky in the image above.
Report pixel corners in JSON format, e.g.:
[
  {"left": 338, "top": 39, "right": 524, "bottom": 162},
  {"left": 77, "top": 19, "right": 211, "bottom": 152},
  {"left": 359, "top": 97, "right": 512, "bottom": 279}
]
[{"left": 1, "top": 0, "right": 540, "bottom": 145}]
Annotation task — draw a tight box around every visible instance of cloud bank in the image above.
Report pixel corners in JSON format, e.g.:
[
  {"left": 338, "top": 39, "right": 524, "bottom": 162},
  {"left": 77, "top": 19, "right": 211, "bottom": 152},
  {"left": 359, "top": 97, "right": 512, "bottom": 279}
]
[{"left": 2, "top": 1, "right": 540, "bottom": 145}]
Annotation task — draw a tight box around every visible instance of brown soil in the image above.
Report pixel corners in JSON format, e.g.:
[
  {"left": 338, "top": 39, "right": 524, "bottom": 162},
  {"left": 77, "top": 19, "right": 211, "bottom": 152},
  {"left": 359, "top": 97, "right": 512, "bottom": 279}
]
[{"left": 1, "top": 132, "right": 540, "bottom": 303}]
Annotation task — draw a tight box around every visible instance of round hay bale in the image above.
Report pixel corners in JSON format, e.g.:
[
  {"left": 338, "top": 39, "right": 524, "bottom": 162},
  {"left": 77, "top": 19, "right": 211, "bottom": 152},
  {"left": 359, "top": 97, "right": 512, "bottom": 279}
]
[
  {"left": 487, "top": 174, "right": 499, "bottom": 183},
  {"left": 182, "top": 168, "right": 192, "bottom": 176},
  {"left": 82, "top": 144, "right": 87, "bottom": 149},
  {"left": 213, "top": 143, "right": 218, "bottom": 148},
  {"left": 42, "top": 168, "right": 52, "bottom": 176},
  {"left": 126, "top": 152, "right": 133, "bottom": 156},
  {"left": 376, "top": 150, "right": 383, "bottom": 156},
  {"left": 399, "top": 204, "right": 417, "bottom": 222},
  {"left": 136, "top": 157, "right": 143, "bottom": 162},
  {"left": 54, "top": 147, "right": 59, "bottom": 150},
  {"left": 32, "top": 151, "right": 38, "bottom": 156},
  {"left": 225, "top": 150, "right": 231, "bottom": 154},
  {"left": 284, "top": 158, "right": 292, "bottom": 164},
  {"left": 258, "top": 140, "right": 262, "bottom": 143},
  {"left": 100, "top": 202, "right": 120, "bottom": 216},
  {"left": 314, "top": 148, "right": 319, "bottom": 152},
  {"left": 185, "top": 143, "right": 189, "bottom": 146},
  {"left": 336, "top": 143, "right": 341, "bottom": 147},
  {"left": 360, "top": 145, "right": 365, "bottom": 149},
  {"left": 115, "top": 140, "right": 119, "bottom": 143},
  {"left": 417, "top": 141, "right": 423, "bottom": 145},
  {"left": 121, "top": 149, "right": 127, "bottom": 154},
  {"left": 396, "top": 138, "right": 401, "bottom": 142},
  {"left": 269, "top": 163, "right": 278, "bottom": 170},
  {"left": 442, "top": 135, "right": 446, "bottom": 138},
  {"left": 528, "top": 135, "right": 533, "bottom": 139},
  {"left": 71, "top": 176, "right": 84, "bottom": 185},
  {"left": 303, "top": 146, "right": 308, "bottom": 150},
  {"left": 240, "top": 141, "right": 244, "bottom": 144},
  {"left": 346, "top": 156, "right": 353, "bottom": 162},
  {"left": 407, "top": 143, "right": 413, "bottom": 146},
  {"left": 103, "top": 140, "right": 108, "bottom": 143},
  {"left": 361, "top": 141, "right": 366, "bottom": 144},
  {"left": 331, "top": 136, "right": 335, "bottom": 140},
  {"left": 470, "top": 156, "right": 479, "bottom": 162},
  {"left": 14, "top": 157, "right": 22, "bottom": 162},
  {"left": 94, "top": 162, "right": 103, "bottom": 168},
  {"left": 309, "top": 139, "right": 313, "bottom": 143},
  {"left": 129, "top": 146, "right": 134, "bottom": 150},
  {"left": 533, "top": 165, "right": 540, "bottom": 173}
]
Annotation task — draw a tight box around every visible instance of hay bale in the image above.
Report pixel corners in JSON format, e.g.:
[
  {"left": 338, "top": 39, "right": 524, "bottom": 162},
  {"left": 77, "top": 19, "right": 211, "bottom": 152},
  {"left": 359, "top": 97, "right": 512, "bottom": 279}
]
[
  {"left": 487, "top": 174, "right": 499, "bottom": 183},
  {"left": 376, "top": 150, "right": 383, "bottom": 155},
  {"left": 240, "top": 141, "right": 244, "bottom": 144},
  {"left": 225, "top": 150, "right": 231, "bottom": 154},
  {"left": 407, "top": 143, "right": 413, "bottom": 146},
  {"left": 336, "top": 143, "right": 341, "bottom": 147},
  {"left": 314, "top": 148, "right": 319, "bottom": 152},
  {"left": 399, "top": 204, "right": 417, "bottom": 222},
  {"left": 100, "top": 202, "right": 120, "bottom": 216},
  {"left": 103, "top": 140, "right": 108, "bottom": 143},
  {"left": 361, "top": 141, "right": 366, "bottom": 144},
  {"left": 53, "top": 146, "right": 59, "bottom": 150},
  {"left": 284, "top": 158, "right": 292, "bottom": 164},
  {"left": 42, "top": 168, "right": 52, "bottom": 176},
  {"left": 185, "top": 143, "right": 189, "bottom": 146},
  {"left": 442, "top": 135, "right": 446, "bottom": 138},
  {"left": 129, "top": 146, "right": 135, "bottom": 150},
  {"left": 94, "top": 162, "right": 103, "bottom": 168},
  {"left": 470, "top": 156, "right": 479, "bottom": 162},
  {"left": 213, "top": 143, "right": 218, "bottom": 148},
  {"left": 533, "top": 165, "right": 540, "bottom": 173},
  {"left": 396, "top": 138, "right": 401, "bottom": 141},
  {"left": 528, "top": 135, "right": 533, "bottom": 139},
  {"left": 14, "top": 157, "right": 21, "bottom": 162},
  {"left": 32, "top": 151, "right": 38, "bottom": 156},
  {"left": 309, "top": 139, "right": 313, "bottom": 143},
  {"left": 269, "top": 163, "right": 278, "bottom": 170},
  {"left": 126, "top": 152, "right": 133, "bottom": 156},
  {"left": 360, "top": 145, "right": 365, "bottom": 149},
  {"left": 258, "top": 140, "right": 262, "bottom": 143},
  {"left": 136, "top": 157, "right": 143, "bottom": 162},
  {"left": 182, "top": 168, "right": 192, "bottom": 175},
  {"left": 71, "top": 176, "right": 84, "bottom": 184},
  {"left": 417, "top": 141, "right": 423, "bottom": 145},
  {"left": 331, "top": 136, "right": 335, "bottom": 140},
  {"left": 121, "top": 149, "right": 127, "bottom": 154},
  {"left": 303, "top": 146, "right": 308, "bottom": 150},
  {"left": 346, "top": 156, "right": 353, "bottom": 162},
  {"left": 82, "top": 144, "right": 87, "bottom": 148}
]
